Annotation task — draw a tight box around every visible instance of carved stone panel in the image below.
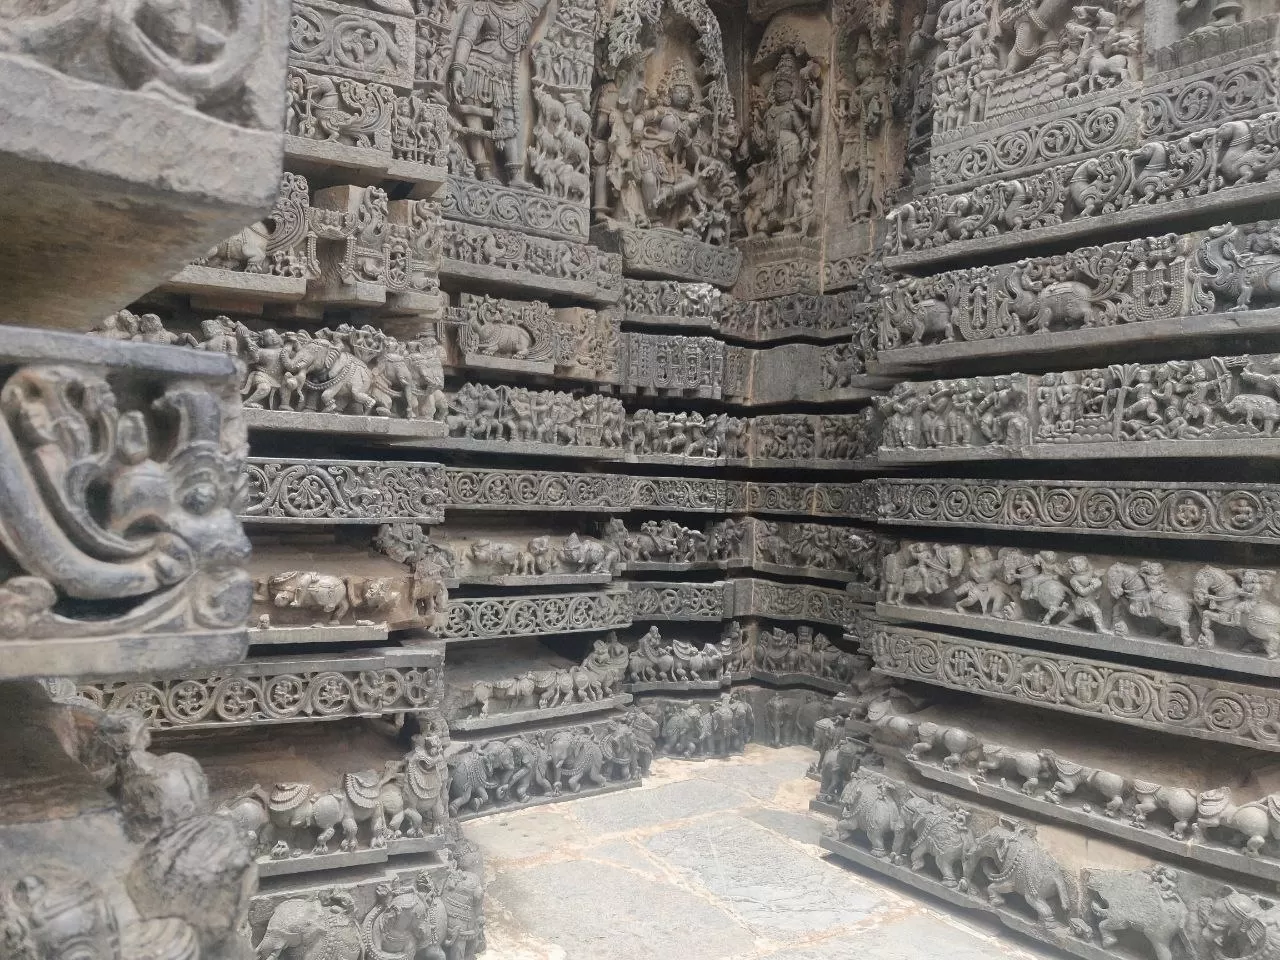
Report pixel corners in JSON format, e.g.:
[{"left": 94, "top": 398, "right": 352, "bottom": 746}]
[
  {"left": 866, "top": 620, "right": 1280, "bottom": 752},
  {"left": 876, "top": 353, "right": 1280, "bottom": 463},
  {"left": 242, "top": 458, "right": 447, "bottom": 524},
  {"left": 75, "top": 647, "right": 444, "bottom": 731},
  {"left": 880, "top": 538, "right": 1280, "bottom": 676},
  {"left": 869, "top": 477, "right": 1280, "bottom": 544},
  {"left": 0, "top": 327, "right": 252, "bottom": 679}
]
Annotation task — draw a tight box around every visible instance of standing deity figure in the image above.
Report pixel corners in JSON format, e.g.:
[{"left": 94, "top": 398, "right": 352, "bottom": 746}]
[
  {"left": 627, "top": 60, "right": 705, "bottom": 230},
  {"left": 448, "top": 0, "right": 551, "bottom": 185},
  {"left": 747, "top": 52, "right": 820, "bottom": 237}
]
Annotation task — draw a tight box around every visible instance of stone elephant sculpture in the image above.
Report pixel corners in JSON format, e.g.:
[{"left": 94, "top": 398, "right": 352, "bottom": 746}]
[{"left": 255, "top": 892, "right": 363, "bottom": 960}]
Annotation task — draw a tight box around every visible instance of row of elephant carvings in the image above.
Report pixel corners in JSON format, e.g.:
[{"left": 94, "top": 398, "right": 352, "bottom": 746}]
[
  {"left": 829, "top": 765, "right": 1280, "bottom": 960},
  {"left": 865, "top": 713, "right": 1280, "bottom": 862},
  {"left": 883, "top": 540, "right": 1280, "bottom": 658},
  {"left": 252, "top": 854, "right": 484, "bottom": 960},
  {"left": 887, "top": 112, "right": 1280, "bottom": 256}
]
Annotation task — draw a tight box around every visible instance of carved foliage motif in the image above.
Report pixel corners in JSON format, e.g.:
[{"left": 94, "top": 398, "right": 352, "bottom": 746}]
[
  {"left": 78, "top": 659, "right": 442, "bottom": 730},
  {"left": 242, "top": 459, "right": 447, "bottom": 523},
  {"left": 440, "top": 590, "right": 632, "bottom": 640},
  {"left": 442, "top": 467, "right": 632, "bottom": 510},
  {"left": 870, "top": 477, "right": 1280, "bottom": 543},
  {"left": 867, "top": 623, "right": 1280, "bottom": 751}
]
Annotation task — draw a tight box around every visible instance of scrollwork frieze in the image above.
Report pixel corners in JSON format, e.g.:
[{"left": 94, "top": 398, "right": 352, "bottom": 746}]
[
  {"left": 866, "top": 622, "right": 1280, "bottom": 752},
  {"left": 439, "top": 589, "right": 632, "bottom": 640}
]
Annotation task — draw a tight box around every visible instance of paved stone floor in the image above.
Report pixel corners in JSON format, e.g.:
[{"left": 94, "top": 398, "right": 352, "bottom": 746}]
[{"left": 467, "top": 745, "right": 1052, "bottom": 960}]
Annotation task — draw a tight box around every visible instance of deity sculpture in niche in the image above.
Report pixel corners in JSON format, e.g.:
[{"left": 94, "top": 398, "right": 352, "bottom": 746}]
[
  {"left": 833, "top": 0, "right": 900, "bottom": 223},
  {"left": 594, "top": 0, "right": 738, "bottom": 243},
  {"left": 744, "top": 41, "right": 823, "bottom": 238}
]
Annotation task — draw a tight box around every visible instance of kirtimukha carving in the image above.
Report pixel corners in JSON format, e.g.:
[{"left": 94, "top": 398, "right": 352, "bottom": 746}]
[{"left": 0, "top": 330, "right": 251, "bottom": 677}]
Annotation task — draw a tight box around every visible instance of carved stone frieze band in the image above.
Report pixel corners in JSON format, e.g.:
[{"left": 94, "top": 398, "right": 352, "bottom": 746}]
[
  {"left": 865, "top": 621, "right": 1280, "bottom": 752},
  {"left": 873, "top": 712, "right": 1280, "bottom": 885},
  {"left": 441, "top": 219, "right": 623, "bottom": 304},
  {"left": 74, "top": 649, "right": 444, "bottom": 731},
  {"left": 439, "top": 589, "right": 633, "bottom": 641},
  {"left": 242, "top": 458, "right": 447, "bottom": 524},
  {"left": 876, "top": 353, "right": 1280, "bottom": 463},
  {"left": 869, "top": 477, "right": 1280, "bottom": 544},
  {"left": 887, "top": 111, "right": 1280, "bottom": 268}
]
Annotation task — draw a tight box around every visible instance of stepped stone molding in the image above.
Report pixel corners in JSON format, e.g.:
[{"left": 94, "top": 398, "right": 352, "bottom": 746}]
[
  {"left": 823, "top": 765, "right": 1280, "bottom": 960},
  {"left": 881, "top": 539, "right": 1280, "bottom": 676},
  {"left": 75, "top": 649, "right": 444, "bottom": 731},
  {"left": 440, "top": 220, "right": 623, "bottom": 304},
  {"left": 874, "top": 221, "right": 1280, "bottom": 368},
  {"left": 873, "top": 713, "right": 1280, "bottom": 885},
  {"left": 242, "top": 458, "right": 447, "bottom": 524},
  {"left": 595, "top": 227, "right": 743, "bottom": 288},
  {"left": 439, "top": 589, "right": 632, "bottom": 641},
  {"left": 0, "top": 327, "right": 252, "bottom": 679},
  {"left": 865, "top": 621, "right": 1280, "bottom": 753},
  {"left": 876, "top": 353, "right": 1280, "bottom": 464},
  {"left": 869, "top": 477, "right": 1280, "bottom": 544},
  {"left": 448, "top": 718, "right": 645, "bottom": 817},
  {"left": 886, "top": 111, "right": 1280, "bottom": 269},
  {"left": 165, "top": 183, "right": 448, "bottom": 311}
]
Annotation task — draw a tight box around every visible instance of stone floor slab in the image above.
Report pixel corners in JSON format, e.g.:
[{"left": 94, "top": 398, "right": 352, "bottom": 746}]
[
  {"left": 567, "top": 775, "right": 752, "bottom": 834},
  {"left": 485, "top": 859, "right": 758, "bottom": 960},
  {"left": 643, "top": 814, "right": 891, "bottom": 941}
]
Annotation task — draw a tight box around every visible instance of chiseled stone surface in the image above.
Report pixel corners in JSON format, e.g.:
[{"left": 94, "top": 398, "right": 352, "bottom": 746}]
[{"left": 471, "top": 747, "right": 1048, "bottom": 960}]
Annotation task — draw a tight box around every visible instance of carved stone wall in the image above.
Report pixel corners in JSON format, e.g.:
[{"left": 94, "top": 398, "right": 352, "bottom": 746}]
[{"left": 16, "top": 0, "right": 1278, "bottom": 953}]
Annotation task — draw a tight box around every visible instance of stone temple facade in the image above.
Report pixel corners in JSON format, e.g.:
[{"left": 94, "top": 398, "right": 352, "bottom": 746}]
[{"left": 1, "top": 0, "right": 1279, "bottom": 957}]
